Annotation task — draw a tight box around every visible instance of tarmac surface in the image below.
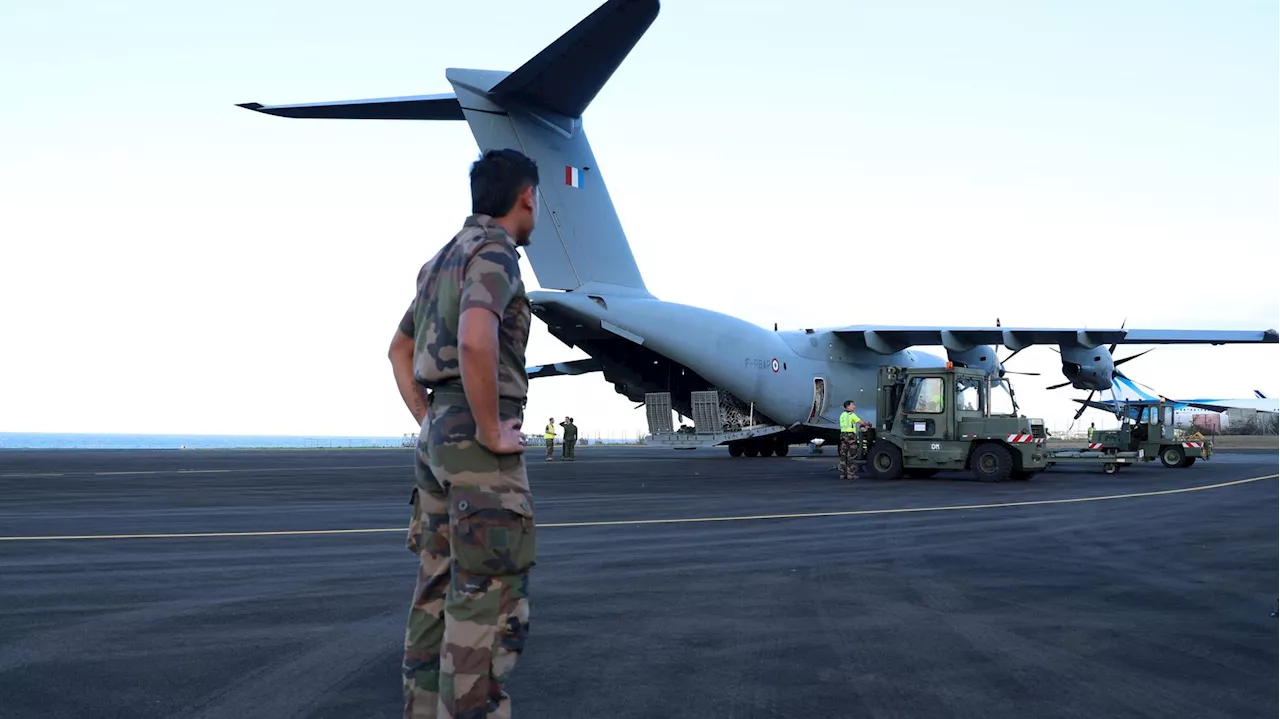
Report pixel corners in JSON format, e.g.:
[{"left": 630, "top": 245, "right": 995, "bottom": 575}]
[{"left": 0, "top": 445, "right": 1276, "bottom": 718}]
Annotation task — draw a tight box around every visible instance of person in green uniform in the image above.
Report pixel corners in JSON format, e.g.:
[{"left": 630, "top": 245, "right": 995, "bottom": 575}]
[{"left": 838, "top": 400, "right": 863, "bottom": 480}]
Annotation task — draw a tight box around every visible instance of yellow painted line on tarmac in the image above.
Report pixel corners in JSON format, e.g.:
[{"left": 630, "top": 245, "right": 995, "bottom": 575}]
[{"left": 0, "top": 473, "right": 1274, "bottom": 543}]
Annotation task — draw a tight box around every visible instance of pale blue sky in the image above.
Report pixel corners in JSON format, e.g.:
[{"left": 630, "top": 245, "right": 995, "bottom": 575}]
[{"left": 1, "top": 0, "right": 1276, "bottom": 437}]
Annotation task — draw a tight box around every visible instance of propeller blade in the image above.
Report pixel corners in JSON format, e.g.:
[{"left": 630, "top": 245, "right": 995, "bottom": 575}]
[
  {"left": 1047, "top": 381, "right": 1072, "bottom": 390},
  {"left": 1004, "top": 370, "right": 1041, "bottom": 377},
  {"left": 1002, "top": 346, "right": 1025, "bottom": 363},
  {"left": 1108, "top": 318, "right": 1127, "bottom": 354},
  {"left": 1073, "top": 390, "right": 1096, "bottom": 421},
  {"left": 1121, "top": 376, "right": 1161, "bottom": 393},
  {"left": 1114, "top": 348, "right": 1154, "bottom": 367}
]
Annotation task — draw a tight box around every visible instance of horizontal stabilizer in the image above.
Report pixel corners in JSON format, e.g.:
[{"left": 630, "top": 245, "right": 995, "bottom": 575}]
[
  {"left": 236, "top": 94, "right": 464, "bottom": 121},
  {"left": 490, "top": 0, "right": 660, "bottom": 118},
  {"left": 526, "top": 358, "right": 603, "bottom": 379}
]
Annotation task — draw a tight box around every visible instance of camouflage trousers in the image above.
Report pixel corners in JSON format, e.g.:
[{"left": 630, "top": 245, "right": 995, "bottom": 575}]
[
  {"left": 544, "top": 437, "right": 554, "bottom": 460},
  {"left": 838, "top": 433, "right": 860, "bottom": 479},
  {"left": 404, "top": 392, "right": 536, "bottom": 719}
]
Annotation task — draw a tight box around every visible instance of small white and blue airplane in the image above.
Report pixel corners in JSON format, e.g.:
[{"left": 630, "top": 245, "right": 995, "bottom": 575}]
[{"left": 1076, "top": 375, "right": 1278, "bottom": 430}]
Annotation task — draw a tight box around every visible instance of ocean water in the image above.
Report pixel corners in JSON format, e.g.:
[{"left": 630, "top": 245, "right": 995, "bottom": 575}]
[
  {"left": 0, "top": 432, "right": 412, "bottom": 450},
  {"left": 0, "top": 432, "right": 640, "bottom": 450}
]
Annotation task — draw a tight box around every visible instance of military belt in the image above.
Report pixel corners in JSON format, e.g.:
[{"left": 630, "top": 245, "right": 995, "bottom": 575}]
[{"left": 428, "top": 382, "right": 526, "bottom": 415}]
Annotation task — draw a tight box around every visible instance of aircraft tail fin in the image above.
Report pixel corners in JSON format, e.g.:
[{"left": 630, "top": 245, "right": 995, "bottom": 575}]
[
  {"left": 237, "top": 0, "right": 660, "bottom": 296},
  {"left": 446, "top": 0, "right": 659, "bottom": 296},
  {"left": 1112, "top": 375, "right": 1160, "bottom": 402},
  {"left": 489, "top": 0, "right": 659, "bottom": 120}
]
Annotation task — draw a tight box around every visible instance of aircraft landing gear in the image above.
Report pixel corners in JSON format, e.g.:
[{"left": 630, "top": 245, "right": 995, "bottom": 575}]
[{"left": 728, "top": 436, "right": 792, "bottom": 457}]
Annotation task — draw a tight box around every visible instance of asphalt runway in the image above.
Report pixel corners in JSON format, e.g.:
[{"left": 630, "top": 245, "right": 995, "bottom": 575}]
[{"left": 0, "top": 445, "right": 1276, "bottom": 718}]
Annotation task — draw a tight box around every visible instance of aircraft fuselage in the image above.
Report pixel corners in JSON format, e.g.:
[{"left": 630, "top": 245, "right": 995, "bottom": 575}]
[{"left": 530, "top": 290, "right": 942, "bottom": 440}]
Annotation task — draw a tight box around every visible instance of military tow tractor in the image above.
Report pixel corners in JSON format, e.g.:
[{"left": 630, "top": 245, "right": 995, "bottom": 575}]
[
  {"left": 862, "top": 365, "right": 1049, "bottom": 482},
  {"left": 1064, "top": 400, "right": 1213, "bottom": 470}
]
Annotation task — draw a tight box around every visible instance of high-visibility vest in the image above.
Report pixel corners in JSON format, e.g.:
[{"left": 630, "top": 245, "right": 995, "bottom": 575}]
[
  {"left": 545, "top": 424, "right": 556, "bottom": 439},
  {"left": 839, "top": 411, "right": 861, "bottom": 433}
]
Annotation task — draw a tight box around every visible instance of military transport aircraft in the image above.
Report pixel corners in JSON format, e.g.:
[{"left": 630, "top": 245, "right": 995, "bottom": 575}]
[{"left": 238, "top": 0, "right": 1278, "bottom": 455}]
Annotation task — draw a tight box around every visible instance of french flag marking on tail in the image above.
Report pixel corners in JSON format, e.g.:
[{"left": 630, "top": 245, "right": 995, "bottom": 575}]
[{"left": 565, "top": 165, "right": 583, "bottom": 188}]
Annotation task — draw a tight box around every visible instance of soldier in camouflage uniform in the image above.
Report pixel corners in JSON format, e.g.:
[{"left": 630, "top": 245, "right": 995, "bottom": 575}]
[
  {"left": 559, "top": 417, "right": 577, "bottom": 460},
  {"left": 387, "top": 148, "right": 540, "bottom": 719},
  {"left": 838, "top": 400, "right": 863, "bottom": 480}
]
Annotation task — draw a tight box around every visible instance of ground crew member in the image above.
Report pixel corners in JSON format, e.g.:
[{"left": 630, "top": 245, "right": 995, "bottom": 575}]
[
  {"left": 1088, "top": 422, "right": 1095, "bottom": 441},
  {"left": 544, "top": 417, "right": 556, "bottom": 460},
  {"left": 387, "top": 148, "right": 540, "bottom": 719},
  {"left": 559, "top": 417, "right": 578, "bottom": 460},
  {"left": 838, "top": 400, "right": 862, "bottom": 480}
]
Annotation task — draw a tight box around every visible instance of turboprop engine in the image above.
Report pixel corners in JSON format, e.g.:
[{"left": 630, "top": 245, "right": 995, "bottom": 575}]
[
  {"left": 946, "top": 346, "right": 1001, "bottom": 376},
  {"left": 1057, "top": 345, "right": 1117, "bottom": 391}
]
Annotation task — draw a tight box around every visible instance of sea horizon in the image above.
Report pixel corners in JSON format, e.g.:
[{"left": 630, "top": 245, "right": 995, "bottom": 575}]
[
  {"left": 0, "top": 431, "right": 412, "bottom": 450},
  {"left": 0, "top": 431, "right": 641, "bottom": 450}
]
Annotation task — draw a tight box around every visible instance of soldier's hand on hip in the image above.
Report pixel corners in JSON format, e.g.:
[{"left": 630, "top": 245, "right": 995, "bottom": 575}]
[{"left": 479, "top": 417, "right": 526, "bottom": 455}]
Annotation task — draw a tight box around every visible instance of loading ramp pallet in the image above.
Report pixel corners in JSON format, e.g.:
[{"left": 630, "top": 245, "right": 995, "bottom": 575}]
[{"left": 644, "top": 390, "right": 786, "bottom": 449}]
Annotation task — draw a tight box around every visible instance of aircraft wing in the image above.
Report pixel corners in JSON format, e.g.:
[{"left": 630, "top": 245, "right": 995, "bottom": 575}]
[
  {"left": 1072, "top": 398, "right": 1126, "bottom": 414},
  {"left": 829, "top": 326, "right": 1278, "bottom": 353},
  {"left": 1073, "top": 398, "right": 1234, "bottom": 414},
  {"left": 525, "top": 359, "right": 603, "bottom": 379},
  {"left": 1172, "top": 401, "right": 1236, "bottom": 413}
]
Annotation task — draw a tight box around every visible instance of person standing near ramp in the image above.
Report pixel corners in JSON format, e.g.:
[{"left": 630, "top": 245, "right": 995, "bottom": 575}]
[
  {"left": 387, "top": 148, "right": 540, "bottom": 719},
  {"left": 560, "top": 417, "right": 578, "bottom": 460},
  {"left": 544, "top": 418, "right": 556, "bottom": 460}
]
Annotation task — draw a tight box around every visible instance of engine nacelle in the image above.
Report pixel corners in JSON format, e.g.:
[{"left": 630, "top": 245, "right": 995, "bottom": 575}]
[
  {"left": 947, "top": 345, "right": 1000, "bottom": 376},
  {"left": 1058, "top": 345, "right": 1115, "bottom": 390}
]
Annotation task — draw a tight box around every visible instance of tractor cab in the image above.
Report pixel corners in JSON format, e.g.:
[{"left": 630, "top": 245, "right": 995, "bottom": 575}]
[{"left": 1089, "top": 400, "right": 1209, "bottom": 468}]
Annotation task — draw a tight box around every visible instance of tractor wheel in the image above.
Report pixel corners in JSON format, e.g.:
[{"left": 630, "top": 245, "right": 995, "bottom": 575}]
[
  {"left": 1179, "top": 457, "right": 1197, "bottom": 468},
  {"left": 971, "top": 443, "right": 1014, "bottom": 482},
  {"left": 775, "top": 442, "right": 790, "bottom": 457},
  {"left": 1159, "top": 445, "right": 1185, "bottom": 468},
  {"left": 728, "top": 444, "right": 743, "bottom": 457},
  {"left": 867, "top": 442, "right": 904, "bottom": 480},
  {"left": 1103, "top": 462, "right": 1118, "bottom": 475}
]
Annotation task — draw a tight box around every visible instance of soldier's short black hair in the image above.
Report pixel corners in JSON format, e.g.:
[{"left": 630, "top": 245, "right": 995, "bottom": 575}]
[
  {"left": 470, "top": 149, "right": 539, "bottom": 217},
  {"left": 844, "top": 400, "right": 854, "bottom": 408}
]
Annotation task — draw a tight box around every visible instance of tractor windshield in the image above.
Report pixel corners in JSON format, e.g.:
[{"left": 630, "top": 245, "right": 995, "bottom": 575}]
[
  {"left": 989, "top": 378, "right": 1017, "bottom": 416},
  {"left": 956, "top": 375, "right": 985, "bottom": 417}
]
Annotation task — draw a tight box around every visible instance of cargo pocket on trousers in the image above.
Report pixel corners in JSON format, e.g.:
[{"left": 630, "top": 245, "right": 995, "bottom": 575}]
[
  {"left": 450, "top": 488, "right": 536, "bottom": 576},
  {"left": 406, "top": 487, "right": 423, "bottom": 555}
]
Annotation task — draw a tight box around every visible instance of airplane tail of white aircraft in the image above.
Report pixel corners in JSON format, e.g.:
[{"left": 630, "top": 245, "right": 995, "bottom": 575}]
[{"left": 238, "top": 0, "right": 661, "bottom": 298}]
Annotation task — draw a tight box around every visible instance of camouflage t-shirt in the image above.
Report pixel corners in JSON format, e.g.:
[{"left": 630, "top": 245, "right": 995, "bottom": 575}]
[{"left": 399, "top": 214, "right": 531, "bottom": 401}]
